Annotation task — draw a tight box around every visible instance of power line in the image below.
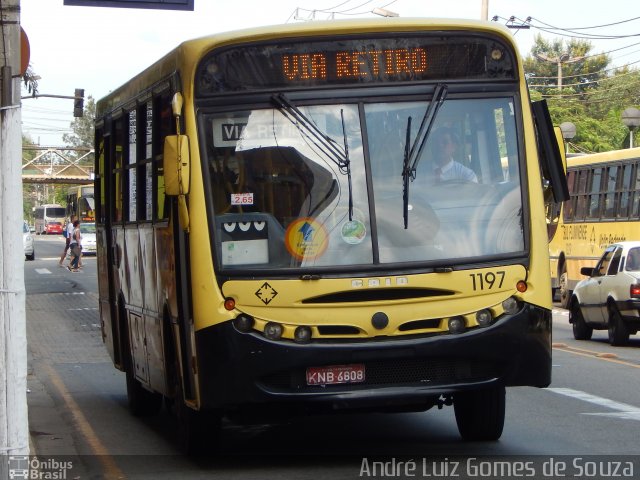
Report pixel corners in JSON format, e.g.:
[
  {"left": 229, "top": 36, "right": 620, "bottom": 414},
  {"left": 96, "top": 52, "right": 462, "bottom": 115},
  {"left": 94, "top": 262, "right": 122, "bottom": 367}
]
[
  {"left": 528, "top": 57, "right": 640, "bottom": 84},
  {"left": 527, "top": 18, "right": 640, "bottom": 41},
  {"left": 289, "top": 0, "right": 398, "bottom": 21},
  {"left": 534, "top": 76, "right": 640, "bottom": 101},
  {"left": 529, "top": 15, "right": 640, "bottom": 34}
]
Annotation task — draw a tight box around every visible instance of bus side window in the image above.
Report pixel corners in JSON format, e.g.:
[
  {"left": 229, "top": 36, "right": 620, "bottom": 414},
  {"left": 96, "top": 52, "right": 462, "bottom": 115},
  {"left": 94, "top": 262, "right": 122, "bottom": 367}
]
[{"left": 155, "top": 93, "right": 173, "bottom": 221}]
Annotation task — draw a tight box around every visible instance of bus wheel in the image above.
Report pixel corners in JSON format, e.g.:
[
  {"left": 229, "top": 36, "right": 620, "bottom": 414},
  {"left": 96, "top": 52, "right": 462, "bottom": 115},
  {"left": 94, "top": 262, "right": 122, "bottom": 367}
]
[
  {"left": 607, "top": 306, "right": 630, "bottom": 346},
  {"left": 558, "top": 267, "right": 571, "bottom": 309},
  {"left": 570, "top": 300, "right": 592, "bottom": 340},
  {"left": 173, "top": 383, "right": 221, "bottom": 456},
  {"left": 122, "top": 323, "right": 162, "bottom": 416},
  {"left": 454, "top": 385, "right": 505, "bottom": 441}
]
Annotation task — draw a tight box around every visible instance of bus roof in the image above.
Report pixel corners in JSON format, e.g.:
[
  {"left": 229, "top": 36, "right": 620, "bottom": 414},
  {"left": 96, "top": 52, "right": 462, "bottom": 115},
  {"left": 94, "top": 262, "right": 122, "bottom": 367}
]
[{"left": 96, "top": 18, "right": 518, "bottom": 117}]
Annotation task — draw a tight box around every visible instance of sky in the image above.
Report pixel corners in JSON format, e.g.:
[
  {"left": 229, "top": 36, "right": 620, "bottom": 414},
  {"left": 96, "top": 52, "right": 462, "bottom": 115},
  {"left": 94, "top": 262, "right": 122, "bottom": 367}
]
[{"left": 19, "top": 0, "right": 640, "bottom": 146}]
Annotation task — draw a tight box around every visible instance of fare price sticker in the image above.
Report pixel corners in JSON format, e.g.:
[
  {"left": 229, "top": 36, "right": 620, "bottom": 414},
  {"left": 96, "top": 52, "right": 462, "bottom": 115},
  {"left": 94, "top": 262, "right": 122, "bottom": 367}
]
[{"left": 230, "top": 193, "right": 254, "bottom": 206}]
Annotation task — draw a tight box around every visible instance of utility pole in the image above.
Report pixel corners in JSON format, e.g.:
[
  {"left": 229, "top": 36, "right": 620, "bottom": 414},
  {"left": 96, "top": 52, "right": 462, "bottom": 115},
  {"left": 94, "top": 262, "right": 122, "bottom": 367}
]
[
  {"left": 481, "top": 0, "right": 489, "bottom": 21},
  {"left": 0, "top": 0, "right": 30, "bottom": 469},
  {"left": 535, "top": 52, "right": 585, "bottom": 92}
]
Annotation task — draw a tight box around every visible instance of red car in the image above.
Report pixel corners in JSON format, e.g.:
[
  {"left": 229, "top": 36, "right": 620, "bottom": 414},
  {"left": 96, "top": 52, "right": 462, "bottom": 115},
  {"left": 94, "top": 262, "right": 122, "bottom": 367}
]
[{"left": 44, "top": 221, "right": 63, "bottom": 235}]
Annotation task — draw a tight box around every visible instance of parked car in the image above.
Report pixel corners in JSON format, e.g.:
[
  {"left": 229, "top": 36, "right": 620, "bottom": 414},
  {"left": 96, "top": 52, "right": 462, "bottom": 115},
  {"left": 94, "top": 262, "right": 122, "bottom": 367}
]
[
  {"left": 23, "top": 221, "right": 35, "bottom": 261},
  {"left": 569, "top": 241, "right": 640, "bottom": 346},
  {"left": 80, "top": 222, "right": 96, "bottom": 255}
]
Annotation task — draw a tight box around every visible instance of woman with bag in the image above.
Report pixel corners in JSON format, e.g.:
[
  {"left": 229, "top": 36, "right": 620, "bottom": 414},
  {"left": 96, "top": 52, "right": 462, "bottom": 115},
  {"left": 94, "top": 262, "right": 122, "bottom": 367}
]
[
  {"left": 58, "top": 215, "right": 77, "bottom": 267},
  {"left": 68, "top": 220, "right": 82, "bottom": 272}
]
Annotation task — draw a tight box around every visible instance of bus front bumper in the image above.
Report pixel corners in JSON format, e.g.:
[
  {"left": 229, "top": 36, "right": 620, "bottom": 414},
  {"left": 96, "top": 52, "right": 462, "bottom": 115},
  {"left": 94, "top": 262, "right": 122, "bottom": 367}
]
[{"left": 195, "top": 304, "right": 551, "bottom": 412}]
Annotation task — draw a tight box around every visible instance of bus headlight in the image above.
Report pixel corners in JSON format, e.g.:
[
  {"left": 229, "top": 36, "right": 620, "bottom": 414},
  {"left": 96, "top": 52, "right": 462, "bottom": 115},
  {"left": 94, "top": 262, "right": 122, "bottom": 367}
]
[
  {"left": 264, "top": 322, "right": 283, "bottom": 340},
  {"left": 294, "top": 326, "right": 312, "bottom": 343},
  {"left": 448, "top": 316, "right": 466, "bottom": 334},
  {"left": 476, "top": 309, "right": 492, "bottom": 327},
  {"left": 502, "top": 296, "right": 521, "bottom": 314},
  {"left": 233, "top": 314, "right": 254, "bottom": 333}
]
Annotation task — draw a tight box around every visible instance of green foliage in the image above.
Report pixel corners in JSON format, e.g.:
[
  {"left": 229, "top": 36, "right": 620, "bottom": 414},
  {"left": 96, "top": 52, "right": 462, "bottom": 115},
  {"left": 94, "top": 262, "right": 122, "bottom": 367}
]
[
  {"left": 63, "top": 96, "right": 95, "bottom": 149},
  {"left": 22, "top": 135, "right": 38, "bottom": 221},
  {"left": 525, "top": 35, "right": 640, "bottom": 153}
]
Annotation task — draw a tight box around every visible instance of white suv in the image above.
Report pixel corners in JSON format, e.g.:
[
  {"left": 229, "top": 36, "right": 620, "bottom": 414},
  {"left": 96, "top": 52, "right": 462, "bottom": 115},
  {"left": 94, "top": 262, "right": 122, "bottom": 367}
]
[{"left": 569, "top": 241, "right": 640, "bottom": 346}]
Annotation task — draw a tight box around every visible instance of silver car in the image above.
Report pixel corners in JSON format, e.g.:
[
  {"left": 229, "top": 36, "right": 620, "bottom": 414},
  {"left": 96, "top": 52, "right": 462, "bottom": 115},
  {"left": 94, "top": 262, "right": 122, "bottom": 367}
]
[
  {"left": 569, "top": 241, "right": 640, "bottom": 346},
  {"left": 23, "top": 221, "right": 35, "bottom": 261},
  {"left": 80, "top": 222, "right": 97, "bottom": 255}
]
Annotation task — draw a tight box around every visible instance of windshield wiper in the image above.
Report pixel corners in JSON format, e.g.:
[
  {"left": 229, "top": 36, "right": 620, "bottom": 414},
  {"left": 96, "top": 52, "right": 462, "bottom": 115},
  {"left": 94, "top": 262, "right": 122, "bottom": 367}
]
[
  {"left": 401, "top": 84, "right": 448, "bottom": 229},
  {"left": 340, "top": 109, "right": 354, "bottom": 221},
  {"left": 272, "top": 93, "right": 353, "bottom": 220},
  {"left": 402, "top": 116, "right": 413, "bottom": 229}
]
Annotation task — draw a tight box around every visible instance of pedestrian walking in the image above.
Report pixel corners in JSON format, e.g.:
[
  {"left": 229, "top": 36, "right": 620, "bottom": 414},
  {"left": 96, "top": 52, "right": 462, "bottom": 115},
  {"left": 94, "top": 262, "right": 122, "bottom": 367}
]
[
  {"left": 59, "top": 215, "right": 77, "bottom": 267},
  {"left": 68, "top": 220, "right": 82, "bottom": 272}
]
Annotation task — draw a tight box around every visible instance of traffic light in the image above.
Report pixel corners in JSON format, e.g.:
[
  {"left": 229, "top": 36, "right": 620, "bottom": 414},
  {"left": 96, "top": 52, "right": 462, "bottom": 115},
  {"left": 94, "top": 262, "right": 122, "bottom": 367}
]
[{"left": 73, "top": 88, "right": 84, "bottom": 117}]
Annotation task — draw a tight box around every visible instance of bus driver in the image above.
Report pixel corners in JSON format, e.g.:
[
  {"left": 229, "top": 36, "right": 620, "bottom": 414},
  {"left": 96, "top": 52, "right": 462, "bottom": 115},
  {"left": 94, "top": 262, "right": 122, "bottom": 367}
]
[{"left": 427, "top": 127, "right": 478, "bottom": 184}]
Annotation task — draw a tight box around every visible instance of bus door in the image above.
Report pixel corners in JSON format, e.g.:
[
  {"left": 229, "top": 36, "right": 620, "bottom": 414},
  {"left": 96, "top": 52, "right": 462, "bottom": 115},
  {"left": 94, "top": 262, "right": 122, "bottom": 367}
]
[{"left": 98, "top": 124, "right": 123, "bottom": 367}]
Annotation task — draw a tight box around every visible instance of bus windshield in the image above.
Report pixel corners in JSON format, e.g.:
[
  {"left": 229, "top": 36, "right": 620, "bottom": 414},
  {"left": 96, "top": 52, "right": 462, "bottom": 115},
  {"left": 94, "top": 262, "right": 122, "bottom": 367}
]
[
  {"left": 47, "top": 207, "right": 66, "bottom": 218},
  {"left": 204, "top": 96, "right": 523, "bottom": 270}
]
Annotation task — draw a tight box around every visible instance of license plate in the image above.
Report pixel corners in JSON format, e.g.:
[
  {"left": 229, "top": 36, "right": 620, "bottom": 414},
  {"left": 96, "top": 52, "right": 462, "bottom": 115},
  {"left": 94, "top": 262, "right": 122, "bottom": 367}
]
[{"left": 306, "top": 364, "right": 365, "bottom": 386}]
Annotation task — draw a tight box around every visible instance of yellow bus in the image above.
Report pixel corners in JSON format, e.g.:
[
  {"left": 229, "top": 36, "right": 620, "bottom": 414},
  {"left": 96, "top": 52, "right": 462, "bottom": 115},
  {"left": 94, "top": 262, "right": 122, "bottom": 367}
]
[
  {"left": 94, "top": 18, "right": 567, "bottom": 451},
  {"left": 66, "top": 184, "right": 95, "bottom": 223},
  {"left": 549, "top": 147, "right": 640, "bottom": 308}
]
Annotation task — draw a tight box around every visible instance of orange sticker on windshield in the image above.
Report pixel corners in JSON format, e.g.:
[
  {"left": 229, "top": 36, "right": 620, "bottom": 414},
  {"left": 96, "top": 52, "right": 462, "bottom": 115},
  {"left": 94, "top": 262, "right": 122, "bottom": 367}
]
[{"left": 285, "top": 218, "right": 329, "bottom": 260}]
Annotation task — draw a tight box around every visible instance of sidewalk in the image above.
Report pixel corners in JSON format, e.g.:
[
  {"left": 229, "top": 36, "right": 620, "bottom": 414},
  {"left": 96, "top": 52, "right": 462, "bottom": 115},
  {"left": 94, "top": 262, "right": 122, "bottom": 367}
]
[{"left": 26, "top": 291, "right": 105, "bottom": 457}]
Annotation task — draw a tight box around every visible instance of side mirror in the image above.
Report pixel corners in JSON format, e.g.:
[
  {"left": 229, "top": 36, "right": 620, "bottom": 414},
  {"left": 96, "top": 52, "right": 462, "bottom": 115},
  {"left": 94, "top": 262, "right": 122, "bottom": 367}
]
[
  {"left": 532, "top": 100, "right": 569, "bottom": 203},
  {"left": 163, "top": 135, "right": 190, "bottom": 196},
  {"left": 580, "top": 266, "right": 594, "bottom": 277}
]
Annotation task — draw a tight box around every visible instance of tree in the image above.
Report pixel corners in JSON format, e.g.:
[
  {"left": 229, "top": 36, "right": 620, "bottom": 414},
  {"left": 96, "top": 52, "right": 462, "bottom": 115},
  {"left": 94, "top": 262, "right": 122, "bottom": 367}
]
[
  {"left": 62, "top": 95, "right": 95, "bottom": 178},
  {"left": 525, "top": 35, "right": 640, "bottom": 153},
  {"left": 63, "top": 95, "right": 95, "bottom": 150},
  {"left": 524, "top": 35, "right": 609, "bottom": 96},
  {"left": 22, "top": 134, "right": 38, "bottom": 221}
]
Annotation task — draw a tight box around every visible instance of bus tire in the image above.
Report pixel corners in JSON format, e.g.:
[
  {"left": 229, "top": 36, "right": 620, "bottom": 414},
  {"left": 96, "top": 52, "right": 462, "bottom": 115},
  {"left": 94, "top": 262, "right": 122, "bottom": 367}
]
[
  {"left": 454, "top": 385, "right": 505, "bottom": 441},
  {"left": 122, "top": 311, "right": 162, "bottom": 416},
  {"left": 164, "top": 315, "right": 222, "bottom": 456},
  {"left": 173, "top": 376, "right": 221, "bottom": 456},
  {"left": 570, "top": 299, "right": 592, "bottom": 340},
  {"left": 607, "top": 306, "right": 629, "bottom": 346},
  {"left": 558, "top": 265, "right": 571, "bottom": 309},
  {"left": 176, "top": 404, "right": 222, "bottom": 456}
]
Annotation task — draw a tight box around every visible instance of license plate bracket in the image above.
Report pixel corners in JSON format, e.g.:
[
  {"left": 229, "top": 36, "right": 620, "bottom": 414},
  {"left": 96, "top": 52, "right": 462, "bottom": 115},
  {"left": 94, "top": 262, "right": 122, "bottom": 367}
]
[{"left": 306, "top": 364, "right": 366, "bottom": 386}]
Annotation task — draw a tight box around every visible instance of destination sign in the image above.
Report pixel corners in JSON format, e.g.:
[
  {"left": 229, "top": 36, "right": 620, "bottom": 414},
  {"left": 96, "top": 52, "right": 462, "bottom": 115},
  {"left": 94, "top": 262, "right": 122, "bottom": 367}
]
[{"left": 196, "top": 35, "right": 515, "bottom": 94}]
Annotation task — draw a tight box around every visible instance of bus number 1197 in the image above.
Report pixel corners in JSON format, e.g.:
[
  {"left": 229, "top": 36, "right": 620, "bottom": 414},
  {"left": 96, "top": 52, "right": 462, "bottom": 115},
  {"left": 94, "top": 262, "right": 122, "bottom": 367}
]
[{"left": 469, "top": 271, "right": 505, "bottom": 291}]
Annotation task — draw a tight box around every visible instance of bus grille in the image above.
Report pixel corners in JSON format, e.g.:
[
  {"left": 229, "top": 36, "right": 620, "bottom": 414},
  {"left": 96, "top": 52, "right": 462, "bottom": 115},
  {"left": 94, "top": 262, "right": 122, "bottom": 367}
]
[{"left": 259, "top": 358, "right": 500, "bottom": 392}]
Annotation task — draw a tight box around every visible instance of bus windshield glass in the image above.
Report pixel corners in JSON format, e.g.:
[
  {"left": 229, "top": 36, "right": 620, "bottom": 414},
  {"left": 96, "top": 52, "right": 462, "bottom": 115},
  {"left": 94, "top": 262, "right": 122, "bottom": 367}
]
[{"left": 204, "top": 96, "right": 523, "bottom": 270}]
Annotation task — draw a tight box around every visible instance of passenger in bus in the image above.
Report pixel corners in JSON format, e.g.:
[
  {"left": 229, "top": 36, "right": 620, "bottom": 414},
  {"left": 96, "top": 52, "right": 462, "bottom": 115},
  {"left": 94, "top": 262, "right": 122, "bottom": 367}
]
[
  {"left": 426, "top": 127, "right": 478, "bottom": 184},
  {"left": 626, "top": 248, "right": 640, "bottom": 271}
]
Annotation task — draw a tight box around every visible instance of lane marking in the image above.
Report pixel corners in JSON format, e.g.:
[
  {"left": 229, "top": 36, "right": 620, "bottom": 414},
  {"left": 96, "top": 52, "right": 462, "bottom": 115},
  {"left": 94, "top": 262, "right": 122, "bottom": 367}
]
[
  {"left": 42, "top": 363, "right": 124, "bottom": 478},
  {"left": 35, "top": 268, "right": 52, "bottom": 275},
  {"left": 552, "top": 344, "right": 640, "bottom": 369},
  {"left": 548, "top": 387, "right": 640, "bottom": 421}
]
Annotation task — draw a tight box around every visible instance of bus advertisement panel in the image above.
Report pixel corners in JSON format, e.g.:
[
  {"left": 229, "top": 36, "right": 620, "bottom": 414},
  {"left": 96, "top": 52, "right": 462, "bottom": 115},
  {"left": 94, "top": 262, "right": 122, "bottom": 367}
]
[{"left": 94, "top": 19, "right": 567, "bottom": 452}]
